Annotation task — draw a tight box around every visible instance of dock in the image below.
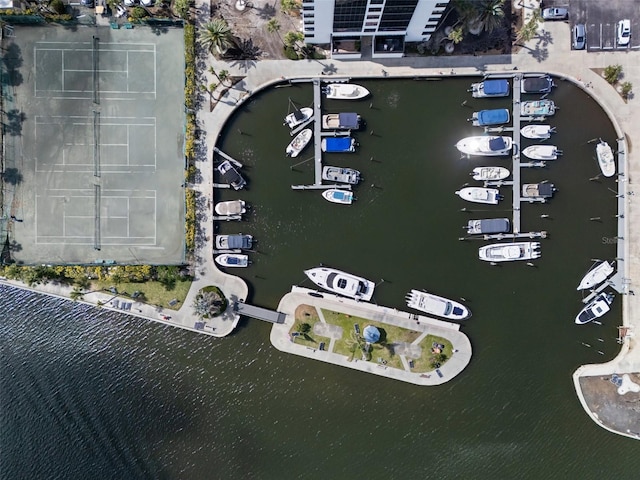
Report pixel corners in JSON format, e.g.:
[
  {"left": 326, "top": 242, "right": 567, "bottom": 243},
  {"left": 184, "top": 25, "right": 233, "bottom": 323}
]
[
  {"left": 512, "top": 75, "right": 522, "bottom": 233},
  {"left": 312, "top": 78, "right": 323, "bottom": 185},
  {"left": 212, "top": 214, "right": 242, "bottom": 221},
  {"left": 234, "top": 301, "right": 286, "bottom": 324},
  {"left": 213, "top": 147, "right": 243, "bottom": 169}
]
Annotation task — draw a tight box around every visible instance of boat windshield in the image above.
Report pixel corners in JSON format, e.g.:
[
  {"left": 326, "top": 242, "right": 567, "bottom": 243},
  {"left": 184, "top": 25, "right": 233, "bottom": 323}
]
[{"left": 443, "top": 302, "right": 452, "bottom": 316}]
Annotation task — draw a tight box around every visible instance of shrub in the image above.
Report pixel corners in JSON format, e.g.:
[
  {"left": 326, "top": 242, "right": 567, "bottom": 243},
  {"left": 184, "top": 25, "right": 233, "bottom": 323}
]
[
  {"left": 284, "top": 46, "right": 299, "bottom": 60},
  {"left": 50, "top": 0, "right": 66, "bottom": 14},
  {"left": 604, "top": 64, "right": 622, "bottom": 85},
  {"left": 621, "top": 81, "right": 633, "bottom": 99}
]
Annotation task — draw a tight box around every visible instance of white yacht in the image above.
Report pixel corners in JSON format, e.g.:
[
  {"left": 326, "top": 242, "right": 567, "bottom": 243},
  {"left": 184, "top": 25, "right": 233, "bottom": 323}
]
[
  {"left": 478, "top": 242, "right": 541, "bottom": 262},
  {"left": 286, "top": 128, "right": 312, "bottom": 157},
  {"left": 322, "top": 166, "right": 361, "bottom": 185},
  {"left": 456, "top": 187, "right": 502, "bottom": 205},
  {"left": 284, "top": 107, "right": 313, "bottom": 129},
  {"left": 322, "top": 83, "right": 370, "bottom": 100},
  {"left": 215, "top": 234, "right": 253, "bottom": 250},
  {"left": 405, "top": 290, "right": 471, "bottom": 321},
  {"left": 596, "top": 140, "right": 615, "bottom": 177},
  {"left": 322, "top": 188, "right": 354, "bottom": 205},
  {"left": 215, "top": 254, "right": 249, "bottom": 268},
  {"left": 215, "top": 200, "right": 246, "bottom": 217},
  {"left": 521, "top": 124, "right": 555, "bottom": 140},
  {"left": 472, "top": 166, "right": 510, "bottom": 181},
  {"left": 577, "top": 261, "right": 615, "bottom": 290},
  {"left": 456, "top": 136, "right": 513, "bottom": 157},
  {"left": 304, "top": 267, "right": 375, "bottom": 301},
  {"left": 575, "top": 293, "right": 614, "bottom": 325},
  {"left": 522, "top": 145, "right": 561, "bottom": 160}
]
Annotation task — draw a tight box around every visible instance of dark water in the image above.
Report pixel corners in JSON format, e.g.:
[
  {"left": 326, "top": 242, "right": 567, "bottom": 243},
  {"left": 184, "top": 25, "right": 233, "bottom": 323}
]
[{"left": 3, "top": 79, "right": 639, "bottom": 479}]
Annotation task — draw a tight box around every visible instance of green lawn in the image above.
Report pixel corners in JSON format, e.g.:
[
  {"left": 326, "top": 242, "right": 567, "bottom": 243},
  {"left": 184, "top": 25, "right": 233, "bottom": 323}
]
[
  {"left": 90, "top": 278, "right": 192, "bottom": 310},
  {"left": 291, "top": 305, "right": 454, "bottom": 373}
]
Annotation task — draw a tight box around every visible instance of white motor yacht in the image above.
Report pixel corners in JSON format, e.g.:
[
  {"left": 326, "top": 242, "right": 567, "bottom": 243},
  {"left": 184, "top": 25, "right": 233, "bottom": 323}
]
[
  {"left": 575, "top": 293, "right": 614, "bottom": 325},
  {"left": 405, "top": 290, "right": 471, "bottom": 321},
  {"left": 456, "top": 136, "right": 513, "bottom": 157},
  {"left": 596, "top": 140, "right": 616, "bottom": 177},
  {"left": 304, "top": 266, "right": 375, "bottom": 301},
  {"left": 456, "top": 187, "right": 502, "bottom": 205},
  {"left": 577, "top": 261, "right": 615, "bottom": 290},
  {"left": 478, "top": 242, "right": 541, "bottom": 262}
]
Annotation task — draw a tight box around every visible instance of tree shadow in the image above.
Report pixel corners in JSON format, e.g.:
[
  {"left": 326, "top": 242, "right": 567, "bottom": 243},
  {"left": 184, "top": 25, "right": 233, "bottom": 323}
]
[
  {"left": 4, "top": 109, "right": 26, "bottom": 136},
  {"left": 1, "top": 43, "right": 24, "bottom": 87},
  {"left": 322, "top": 63, "right": 339, "bottom": 75},
  {"left": 254, "top": 2, "right": 275, "bottom": 20},
  {"left": 2, "top": 167, "right": 23, "bottom": 185},
  {"left": 225, "top": 38, "right": 261, "bottom": 61}
]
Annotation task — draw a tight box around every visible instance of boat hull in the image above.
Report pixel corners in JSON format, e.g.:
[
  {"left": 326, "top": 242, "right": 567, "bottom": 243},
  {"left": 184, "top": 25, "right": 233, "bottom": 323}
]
[
  {"left": 286, "top": 128, "right": 312, "bottom": 157},
  {"left": 456, "top": 187, "right": 501, "bottom": 205},
  {"left": 405, "top": 290, "right": 471, "bottom": 320},
  {"left": 323, "top": 84, "right": 370, "bottom": 100},
  {"left": 467, "top": 218, "right": 510, "bottom": 235},
  {"left": 470, "top": 79, "right": 510, "bottom": 98},
  {"left": 322, "top": 166, "right": 360, "bottom": 184},
  {"left": 472, "top": 166, "right": 510, "bottom": 181},
  {"left": 215, "top": 254, "right": 249, "bottom": 268},
  {"left": 304, "top": 267, "right": 375, "bottom": 301},
  {"left": 479, "top": 242, "right": 541, "bottom": 262},
  {"left": 522, "top": 145, "right": 559, "bottom": 160},
  {"left": 577, "top": 261, "right": 614, "bottom": 290},
  {"left": 575, "top": 293, "right": 613, "bottom": 324},
  {"left": 322, "top": 188, "right": 353, "bottom": 205},
  {"left": 520, "top": 100, "right": 556, "bottom": 117},
  {"left": 456, "top": 136, "right": 513, "bottom": 156},
  {"left": 215, "top": 200, "right": 246, "bottom": 216},
  {"left": 596, "top": 141, "right": 616, "bottom": 177},
  {"left": 284, "top": 107, "right": 313, "bottom": 129},
  {"left": 520, "top": 124, "right": 554, "bottom": 139}
]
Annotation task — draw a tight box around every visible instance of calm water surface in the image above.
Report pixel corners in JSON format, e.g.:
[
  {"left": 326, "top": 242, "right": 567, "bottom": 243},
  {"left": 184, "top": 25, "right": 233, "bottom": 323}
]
[{"left": 3, "top": 78, "right": 639, "bottom": 479}]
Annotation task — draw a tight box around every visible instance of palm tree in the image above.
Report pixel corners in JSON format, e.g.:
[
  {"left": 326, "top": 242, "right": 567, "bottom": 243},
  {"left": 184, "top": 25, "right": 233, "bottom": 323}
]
[
  {"left": 470, "top": 0, "right": 506, "bottom": 35},
  {"left": 198, "top": 19, "right": 235, "bottom": 56}
]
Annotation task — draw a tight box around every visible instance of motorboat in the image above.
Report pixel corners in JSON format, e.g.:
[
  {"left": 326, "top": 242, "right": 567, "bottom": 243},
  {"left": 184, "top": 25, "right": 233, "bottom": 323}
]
[
  {"left": 215, "top": 200, "right": 246, "bottom": 216},
  {"left": 321, "top": 112, "right": 361, "bottom": 130},
  {"left": 577, "top": 261, "right": 615, "bottom": 290},
  {"left": 478, "top": 242, "right": 541, "bottom": 262},
  {"left": 322, "top": 188, "right": 354, "bottom": 205},
  {"left": 215, "top": 253, "right": 249, "bottom": 268},
  {"left": 520, "top": 100, "right": 556, "bottom": 117},
  {"left": 304, "top": 266, "right": 375, "bottom": 301},
  {"left": 456, "top": 187, "right": 502, "bottom": 205},
  {"left": 466, "top": 218, "right": 510, "bottom": 235},
  {"left": 521, "top": 75, "right": 555, "bottom": 94},
  {"left": 471, "top": 109, "right": 510, "bottom": 127},
  {"left": 575, "top": 293, "right": 614, "bottom": 325},
  {"left": 286, "top": 128, "right": 312, "bottom": 157},
  {"left": 322, "top": 83, "right": 370, "bottom": 100},
  {"left": 284, "top": 107, "right": 313, "bottom": 129},
  {"left": 405, "top": 290, "right": 471, "bottom": 321},
  {"left": 596, "top": 140, "right": 616, "bottom": 177},
  {"left": 321, "top": 137, "right": 357, "bottom": 153},
  {"left": 522, "top": 145, "right": 561, "bottom": 160},
  {"left": 217, "top": 160, "right": 246, "bottom": 190},
  {"left": 522, "top": 182, "right": 556, "bottom": 201},
  {"left": 469, "top": 79, "right": 510, "bottom": 98},
  {"left": 322, "top": 166, "right": 361, "bottom": 184},
  {"left": 456, "top": 136, "right": 513, "bottom": 157},
  {"left": 521, "top": 124, "right": 555, "bottom": 139},
  {"left": 472, "top": 166, "right": 510, "bottom": 181},
  {"left": 215, "top": 234, "right": 253, "bottom": 250}
]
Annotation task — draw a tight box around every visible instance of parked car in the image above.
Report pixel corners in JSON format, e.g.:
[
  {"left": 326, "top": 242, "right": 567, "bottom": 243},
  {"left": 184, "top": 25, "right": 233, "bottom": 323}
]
[
  {"left": 617, "top": 19, "right": 631, "bottom": 46},
  {"left": 81, "top": 0, "right": 94, "bottom": 6},
  {"left": 572, "top": 23, "right": 586, "bottom": 50},
  {"left": 542, "top": 7, "right": 568, "bottom": 21}
]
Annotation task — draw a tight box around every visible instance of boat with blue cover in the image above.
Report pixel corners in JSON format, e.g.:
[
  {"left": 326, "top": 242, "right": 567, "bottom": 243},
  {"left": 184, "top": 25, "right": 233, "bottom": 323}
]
[
  {"left": 471, "top": 109, "right": 510, "bottom": 126},
  {"left": 321, "top": 137, "right": 357, "bottom": 153},
  {"left": 469, "top": 79, "right": 510, "bottom": 98}
]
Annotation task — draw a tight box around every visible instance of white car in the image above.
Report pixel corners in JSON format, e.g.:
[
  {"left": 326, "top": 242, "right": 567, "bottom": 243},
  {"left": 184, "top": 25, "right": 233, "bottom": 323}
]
[
  {"left": 617, "top": 19, "right": 631, "bottom": 46},
  {"left": 542, "top": 7, "right": 568, "bottom": 21}
]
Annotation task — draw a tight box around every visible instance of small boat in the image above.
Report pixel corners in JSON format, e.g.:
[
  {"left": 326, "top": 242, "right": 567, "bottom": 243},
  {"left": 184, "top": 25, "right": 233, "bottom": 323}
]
[
  {"left": 471, "top": 108, "right": 510, "bottom": 127},
  {"left": 521, "top": 124, "right": 555, "bottom": 139},
  {"left": 215, "top": 234, "right": 253, "bottom": 250},
  {"left": 286, "top": 128, "right": 312, "bottom": 157},
  {"left": 522, "top": 182, "right": 556, "bottom": 200},
  {"left": 520, "top": 100, "right": 556, "bottom": 117},
  {"left": 522, "top": 145, "right": 561, "bottom": 160},
  {"left": 284, "top": 107, "right": 313, "bottom": 129},
  {"left": 456, "top": 136, "right": 513, "bottom": 157},
  {"left": 321, "top": 137, "right": 356, "bottom": 153},
  {"left": 466, "top": 218, "right": 510, "bottom": 235},
  {"left": 596, "top": 140, "right": 616, "bottom": 177},
  {"left": 321, "top": 112, "right": 361, "bottom": 130},
  {"left": 215, "top": 200, "right": 246, "bottom": 216},
  {"left": 304, "top": 266, "right": 375, "bottom": 301},
  {"left": 215, "top": 253, "right": 249, "bottom": 268},
  {"left": 322, "top": 166, "right": 361, "bottom": 184},
  {"left": 577, "top": 261, "right": 615, "bottom": 290},
  {"left": 456, "top": 187, "right": 502, "bottom": 205},
  {"left": 322, "top": 83, "right": 370, "bottom": 100},
  {"left": 469, "top": 79, "right": 510, "bottom": 98},
  {"left": 521, "top": 75, "right": 555, "bottom": 94},
  {"left": 575, "top": 293, "right": 614, "bottom": 325},
  {"left": 405, "top": 290, "right": 471, "bottom": 321},
  {"left": 479, "top": 242, "right": 541, "bottom": 262},
  {"left": 472, "top": 166, "right": 510, "bottom": 181},
  {"left": 322, "top": 188, "right": 353, "bottom": 205},
  {"left": 217, "top": 160, "right": 246, "bottom": 190}
]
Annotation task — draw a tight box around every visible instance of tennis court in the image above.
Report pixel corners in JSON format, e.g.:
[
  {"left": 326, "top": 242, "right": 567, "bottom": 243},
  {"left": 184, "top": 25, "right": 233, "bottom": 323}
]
[{"left": 2, "top": 26, "right": 185, "bottom": 264}]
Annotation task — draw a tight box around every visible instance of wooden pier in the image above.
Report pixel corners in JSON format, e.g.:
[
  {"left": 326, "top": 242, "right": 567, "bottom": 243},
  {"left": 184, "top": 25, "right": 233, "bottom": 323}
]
[
  {"left": 312, "top": 78, "right": 323, "bottom": 185},
  {"left": 213, "top": 147, "right": 243, "bottom": 168},
  {"left": 512, "top": 75, "right": 522, "bottom": 234}
]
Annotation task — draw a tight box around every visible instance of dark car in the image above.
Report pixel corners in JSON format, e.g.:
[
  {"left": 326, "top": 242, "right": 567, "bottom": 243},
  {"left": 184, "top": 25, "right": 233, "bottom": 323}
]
[{"left": 81, "top": 0, "right": 95, "bottom": 6}]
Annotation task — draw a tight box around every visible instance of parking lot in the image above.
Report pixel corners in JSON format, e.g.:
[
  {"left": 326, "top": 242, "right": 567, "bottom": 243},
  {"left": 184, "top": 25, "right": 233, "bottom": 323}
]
[{"left": 544, "top": 0, "right": 640, "bottom": 51}]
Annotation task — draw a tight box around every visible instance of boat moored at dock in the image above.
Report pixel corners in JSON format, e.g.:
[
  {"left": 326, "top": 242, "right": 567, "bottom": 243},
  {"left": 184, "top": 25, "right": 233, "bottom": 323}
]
[
  {"left": 215, "top": 200, "right": 246, "bottom": 217},
  {"left": 321, "top": 137, "right": 357, "bottom": 153},
  {"left": 456, "top": 136, "right": 513, "bottom": 157},
  {"left": 575, "top": 293, "right": 614, "bottom": 325},
  {"left": 521, "top": 75, "right": 555, "bottom": 94},
  {"left": 322, "top": 188, "right": 354, "bottom": 205},
  {"left": 577, "top": 261, "right": 615, "bottom": 290},
  {"left": 405, "top": 290, "right": 471, "bottom": 321},
  {"left": 522, "top": 182, "right": 556, "bottom": 201},
  {"left": 472, "top": 166, "right": 510, "bottom": 181},
  {"left": 321, "top": 112, "right": 361, "bottom": 130},
  {"left": 215, "top": 254, "right": 249, "bottom": 268},
  {"left": 466, "top": 218, "right": 510, "bottom": 235},
  {"left": 520, "top": 100, "right": 556, "bottom": 118},
  {"left": 286, "top": 128, "right": 312, "bottom": 157},
  {"left": 478, "top": 242, "right": 541, "bottom": 262},
  {"left": 469, "top": 79, "right": 510, "bottom": 98},
  {"left": 596, "top": 140, "right": 616, "bottom": 177},
  {"left": 322, "top": 166, "right": 361, "bottom": 184},
  {"left": 323, "top": 83, "right": 370, "bottom": 100},
  {"left": 304, "top": 266, "right": 375, "bottom": 301},
  {"left": 471, "top": 109, "right": 510, "bottom": 127},
  {"left": 521, "top": 124, "right": 555, "bottom": 139},
  {"left": 456, "top": 187, "right": 503, "bottom": 205},
  {"left": 217, "top": 160, "right": 246, "bottom": 190},
  {"left": 284, "top": 107, "right": 313, "bottom": 129},
  {"left": 522, "top": 145, "right": 561, "bottom": 160},
  {"left": 215, "top": 234, "right": 253, "bottom": 250}
]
